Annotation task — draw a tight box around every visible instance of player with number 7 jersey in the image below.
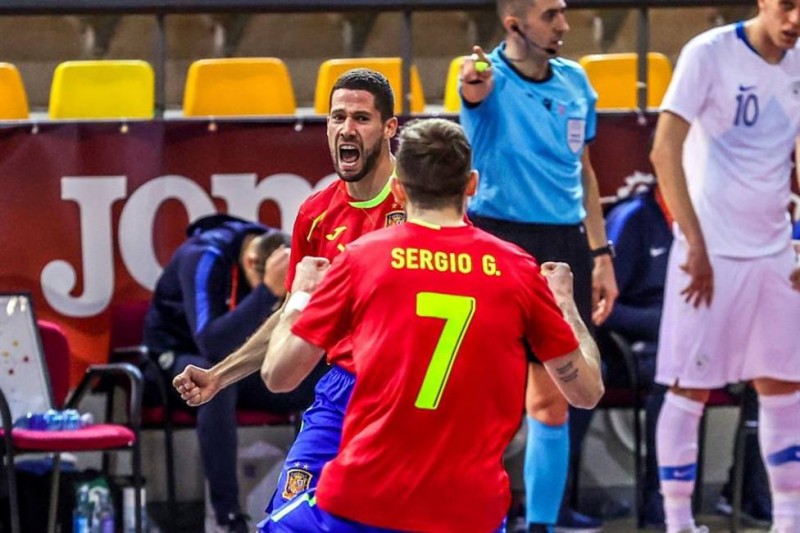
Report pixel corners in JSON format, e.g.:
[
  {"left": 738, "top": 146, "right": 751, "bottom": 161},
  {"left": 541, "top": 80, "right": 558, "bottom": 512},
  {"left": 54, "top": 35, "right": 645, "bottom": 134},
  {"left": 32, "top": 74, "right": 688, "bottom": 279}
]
[
  {"left": 287, "top": 221, "right": 581, "bottom": 532},
  {"left": 262, "top": 119, "right": 603, "bottom": 533}
]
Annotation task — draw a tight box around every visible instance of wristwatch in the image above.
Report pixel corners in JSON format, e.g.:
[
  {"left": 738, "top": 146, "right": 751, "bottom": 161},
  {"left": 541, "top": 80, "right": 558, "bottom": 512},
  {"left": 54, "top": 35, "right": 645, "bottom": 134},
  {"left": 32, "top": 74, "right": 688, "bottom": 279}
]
[{"left": 591, "top": 241, "right": 615, "bottom": 259}]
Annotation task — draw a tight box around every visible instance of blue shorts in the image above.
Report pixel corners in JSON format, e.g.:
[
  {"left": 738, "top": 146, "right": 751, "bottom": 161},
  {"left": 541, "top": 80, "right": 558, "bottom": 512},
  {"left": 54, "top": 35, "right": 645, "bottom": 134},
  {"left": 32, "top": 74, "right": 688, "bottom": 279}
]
[
  {"left": 266, "top": 365, "right": 355, "bottom": 513},
  {"left": 260, "top": 490, "right": 507, "bottom": 533},
  {"left": 260, "top": 490, "right": 401, "bottom": 533}
]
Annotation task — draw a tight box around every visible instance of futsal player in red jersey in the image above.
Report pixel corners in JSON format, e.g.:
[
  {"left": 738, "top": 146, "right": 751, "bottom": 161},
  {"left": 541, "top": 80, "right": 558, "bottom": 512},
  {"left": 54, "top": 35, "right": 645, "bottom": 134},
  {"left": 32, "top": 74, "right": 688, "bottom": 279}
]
[
  {"left": 262, "top": 118, "right": 604, "bottom": 533},
  {"left": 173, "top": 69, "right": 407, "bottom": 516}
]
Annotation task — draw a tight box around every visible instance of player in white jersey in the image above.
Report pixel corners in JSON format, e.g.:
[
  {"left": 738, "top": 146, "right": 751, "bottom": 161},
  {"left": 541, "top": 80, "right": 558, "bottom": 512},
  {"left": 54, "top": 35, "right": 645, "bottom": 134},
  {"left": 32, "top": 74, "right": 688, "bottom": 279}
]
[{"left": 650, "top": 2, "right": 800, "bottom": 532}]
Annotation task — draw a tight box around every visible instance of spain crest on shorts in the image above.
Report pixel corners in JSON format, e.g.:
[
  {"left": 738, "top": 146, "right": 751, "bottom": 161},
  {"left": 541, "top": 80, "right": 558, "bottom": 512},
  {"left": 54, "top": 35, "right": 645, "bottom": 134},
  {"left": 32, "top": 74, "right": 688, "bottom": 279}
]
[
  {"left": 385, "top": 210, "right": 406, "bottom": 227},
  {"left": 282, "top": 468, "right": 313, "bottom": 499}
]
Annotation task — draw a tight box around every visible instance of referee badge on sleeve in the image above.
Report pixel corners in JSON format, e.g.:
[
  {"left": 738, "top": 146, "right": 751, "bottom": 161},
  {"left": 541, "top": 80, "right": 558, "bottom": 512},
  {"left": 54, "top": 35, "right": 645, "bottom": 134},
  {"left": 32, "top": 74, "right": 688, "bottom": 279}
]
[{"left": 282, "top": 468, "right": 313, "bottom": 499}]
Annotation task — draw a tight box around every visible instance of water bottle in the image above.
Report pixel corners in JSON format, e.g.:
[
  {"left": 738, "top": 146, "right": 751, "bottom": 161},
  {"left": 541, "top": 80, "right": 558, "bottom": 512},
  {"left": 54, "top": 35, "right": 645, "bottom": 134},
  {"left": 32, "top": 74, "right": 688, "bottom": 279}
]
[
  {"left": 43, "top": 409, "right": 64, "bottom": 430},
  {"left": 73, "top": 485, "right": 92, "bottom": 533},
  {"left": 92, "top": 491, "right": 115, "bottom": 533},
  {"left": 14, "top": 410, "right": 94, "bottom": 431},
  {"left": 123, "top": 485, "right": 147, "bottom": 533},
  {"left": 61, "top": 409, "right": 81, "bottom": 430}
]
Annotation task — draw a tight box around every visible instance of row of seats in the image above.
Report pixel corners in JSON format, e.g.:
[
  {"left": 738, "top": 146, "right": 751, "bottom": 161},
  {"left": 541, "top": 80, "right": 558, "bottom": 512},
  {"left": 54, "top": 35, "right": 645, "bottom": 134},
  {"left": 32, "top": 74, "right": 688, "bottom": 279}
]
[{"left": 0, "top": 53, "right": 673, "bottom": 120}]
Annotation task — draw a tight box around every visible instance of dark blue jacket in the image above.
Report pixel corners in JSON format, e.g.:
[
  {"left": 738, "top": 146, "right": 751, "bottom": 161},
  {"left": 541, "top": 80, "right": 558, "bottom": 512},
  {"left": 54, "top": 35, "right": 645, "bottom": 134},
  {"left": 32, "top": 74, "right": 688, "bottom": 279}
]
[
  {"left": 603, "top": 187, "right": 673, "bottom": 343},
  {"left": 143, "top": 214, "right": 280, "bottom": 364}
]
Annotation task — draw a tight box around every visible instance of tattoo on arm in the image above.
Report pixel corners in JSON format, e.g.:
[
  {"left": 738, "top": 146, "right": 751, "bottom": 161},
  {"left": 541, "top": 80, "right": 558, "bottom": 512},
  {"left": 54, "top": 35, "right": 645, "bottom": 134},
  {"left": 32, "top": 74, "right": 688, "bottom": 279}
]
[{"left": 555, "top": 361, "right": 579, "bottom": 383}]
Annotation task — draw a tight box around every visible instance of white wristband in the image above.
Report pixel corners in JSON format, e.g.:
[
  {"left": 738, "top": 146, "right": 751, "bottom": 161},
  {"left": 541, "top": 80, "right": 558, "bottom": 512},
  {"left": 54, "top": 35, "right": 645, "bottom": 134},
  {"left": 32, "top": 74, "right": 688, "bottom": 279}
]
[{"left": 285, "top": 291, "right": 311, "bottom": 314}]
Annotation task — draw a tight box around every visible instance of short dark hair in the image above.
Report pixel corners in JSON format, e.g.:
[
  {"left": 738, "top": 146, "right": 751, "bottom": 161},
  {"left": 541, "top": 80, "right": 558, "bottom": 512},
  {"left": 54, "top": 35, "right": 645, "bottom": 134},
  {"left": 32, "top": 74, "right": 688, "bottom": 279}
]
[
  {"left": 329, "top": 68, "right": 395, "bottom": 122},
  {"left": 497, "top": 0, "right": 534, "bottom": 19},
  {"left": 396, "top": 118, "right": 472, "bottom": 211}
]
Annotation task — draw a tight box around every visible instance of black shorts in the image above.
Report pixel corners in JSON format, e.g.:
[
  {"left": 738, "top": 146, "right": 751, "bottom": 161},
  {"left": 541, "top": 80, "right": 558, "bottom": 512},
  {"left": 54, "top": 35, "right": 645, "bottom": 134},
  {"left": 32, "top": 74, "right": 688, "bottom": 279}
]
[{"left": 471, "top": 215, "right": 594, "bottom": 364}]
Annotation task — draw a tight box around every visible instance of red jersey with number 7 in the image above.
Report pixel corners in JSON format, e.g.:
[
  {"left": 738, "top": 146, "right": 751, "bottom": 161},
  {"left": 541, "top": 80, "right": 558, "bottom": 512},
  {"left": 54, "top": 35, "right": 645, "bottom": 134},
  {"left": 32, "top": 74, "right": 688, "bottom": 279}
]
[
  {"left": 286, "top": 178, "right": 405, "bottom": 371},
  {"left": 291, "top": 221, "right": 579, "bottom": 533}
]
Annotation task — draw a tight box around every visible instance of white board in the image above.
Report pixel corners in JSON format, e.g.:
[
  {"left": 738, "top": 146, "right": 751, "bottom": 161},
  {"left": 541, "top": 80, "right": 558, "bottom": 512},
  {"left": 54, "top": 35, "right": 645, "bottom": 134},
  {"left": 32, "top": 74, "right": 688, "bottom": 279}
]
[{"left": 0, "top": 294, "right": 52, "bottom": 427}]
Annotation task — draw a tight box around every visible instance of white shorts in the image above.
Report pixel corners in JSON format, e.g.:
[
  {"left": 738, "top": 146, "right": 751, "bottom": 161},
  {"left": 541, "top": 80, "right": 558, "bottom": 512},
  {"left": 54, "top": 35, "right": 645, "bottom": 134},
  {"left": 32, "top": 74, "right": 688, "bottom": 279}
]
[{"left": 656, "top": 239, "right": 800, "bottom": 388}]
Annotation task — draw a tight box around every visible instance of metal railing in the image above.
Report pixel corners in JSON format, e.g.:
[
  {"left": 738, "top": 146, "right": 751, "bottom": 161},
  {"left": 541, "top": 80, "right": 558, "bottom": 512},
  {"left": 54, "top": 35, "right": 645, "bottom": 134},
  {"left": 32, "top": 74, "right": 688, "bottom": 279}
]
[{"left": 0, "top": 0, "right": 755, "bottom": 115}]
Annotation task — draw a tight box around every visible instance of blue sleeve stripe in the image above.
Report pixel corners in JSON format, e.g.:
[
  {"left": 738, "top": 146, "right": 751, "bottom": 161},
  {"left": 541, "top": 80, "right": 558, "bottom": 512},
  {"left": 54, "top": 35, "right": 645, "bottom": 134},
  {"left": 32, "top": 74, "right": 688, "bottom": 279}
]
[
  {"left": 767, "top": 445, "right": 800, "bottom": 467},
  {"left": 194, "top": 248, "right": 222, "bottom": 335},
  {"left": 659, "top": 463, "right": 697, "bottom": 482}
]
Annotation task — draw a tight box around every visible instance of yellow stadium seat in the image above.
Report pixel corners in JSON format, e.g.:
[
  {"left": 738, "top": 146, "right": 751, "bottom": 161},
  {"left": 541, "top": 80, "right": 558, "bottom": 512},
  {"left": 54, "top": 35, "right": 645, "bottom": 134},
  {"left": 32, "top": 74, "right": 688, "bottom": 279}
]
[
  {"left": 579, "top": 53, "right": 672, "bottom": 109},
  {"left": 49, "top": 60, "right": 154, "bottom": 119},
  {"left": 443, "top": 56, "right": 466, "bottom": 113},
  {"left": 0, "top": 63, "right": 29, "bottom": 120},
  {"left": 183, "top": 58, "right": 296, "bottom": 116},
  {"left": 314, "top": 58, "right": 425, "bottom": 115}
]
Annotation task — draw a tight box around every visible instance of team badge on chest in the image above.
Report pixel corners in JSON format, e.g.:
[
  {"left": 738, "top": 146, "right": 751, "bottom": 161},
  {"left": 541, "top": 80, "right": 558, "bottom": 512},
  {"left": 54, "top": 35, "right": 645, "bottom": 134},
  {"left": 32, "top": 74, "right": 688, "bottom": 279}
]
[
  {"left": 385, "top": 210, "right": 406, "bottom": 226},
  {"left": 282, "top": 467, "right": 313, "bottom": 499}
]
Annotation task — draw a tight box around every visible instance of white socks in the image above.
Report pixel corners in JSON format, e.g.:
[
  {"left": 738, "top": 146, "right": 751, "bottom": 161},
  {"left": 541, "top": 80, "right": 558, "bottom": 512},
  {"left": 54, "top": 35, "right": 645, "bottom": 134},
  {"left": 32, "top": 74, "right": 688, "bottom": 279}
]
[
  {"left": 657, "top": 391, "right": 705, "bottom": 533},
  {"left": 759, "top": 391, "right": 800, "bottom": 533}
]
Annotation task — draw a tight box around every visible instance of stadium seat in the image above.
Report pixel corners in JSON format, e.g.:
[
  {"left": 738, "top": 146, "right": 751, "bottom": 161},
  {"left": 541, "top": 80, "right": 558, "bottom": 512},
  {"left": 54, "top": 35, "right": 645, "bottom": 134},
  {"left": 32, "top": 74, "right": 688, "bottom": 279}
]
[
  {"left": 183, "top": 58, "right": 297, "bottom": 116},
  {"left": 48, "top": 60, "right": 155, "bottom": 119},
  {"left": 0, "top": 297, "right": 144, "bottom": 533},
  {"left": 314, "top": 57, "right": 425, "bottom": 115},
  {"left": 443, "top": 55, "right": 465, "bottom": 113},
  {"left": 579, "top": 53, "right": 672, "bottom": 109},
  {"left": 106, "top": 300, "right": 296, "bottom": 531},
  {"left": 0, "top": 63, "right": 29, "bottom": 120}
]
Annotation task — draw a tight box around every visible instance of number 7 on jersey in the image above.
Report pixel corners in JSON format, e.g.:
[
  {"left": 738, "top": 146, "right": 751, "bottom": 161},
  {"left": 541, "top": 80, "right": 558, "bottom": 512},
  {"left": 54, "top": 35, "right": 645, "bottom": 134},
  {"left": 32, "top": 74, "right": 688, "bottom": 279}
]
[{"left": 414, "top": 292, "right": 476, "bottom": 410}]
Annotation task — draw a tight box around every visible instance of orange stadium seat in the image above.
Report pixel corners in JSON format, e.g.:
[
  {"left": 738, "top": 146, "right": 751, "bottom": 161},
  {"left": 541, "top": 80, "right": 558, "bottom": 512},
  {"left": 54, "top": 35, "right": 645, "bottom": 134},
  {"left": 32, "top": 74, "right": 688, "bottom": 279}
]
[
  {"left": 579, "top": 53, "right": 673, "bottom": 109},
  {"left": 49, "top": 60, "right": 155, "bottom": 119},
  {"left": 0, "top": 63, "right": 29, "bottom": 120},
  {"left": 183, "top": 58, "right": 297, "bottom": 116},
  {"left": 314, "top": 57, "right": 425, "bottom": 115}
]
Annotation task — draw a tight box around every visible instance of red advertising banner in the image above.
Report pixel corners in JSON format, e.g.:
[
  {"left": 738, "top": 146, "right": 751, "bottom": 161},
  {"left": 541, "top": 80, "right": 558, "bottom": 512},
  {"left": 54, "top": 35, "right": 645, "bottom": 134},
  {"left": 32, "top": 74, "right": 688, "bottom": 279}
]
[{"left": 0, "top": 114, "right": 655, "bottom": 384}]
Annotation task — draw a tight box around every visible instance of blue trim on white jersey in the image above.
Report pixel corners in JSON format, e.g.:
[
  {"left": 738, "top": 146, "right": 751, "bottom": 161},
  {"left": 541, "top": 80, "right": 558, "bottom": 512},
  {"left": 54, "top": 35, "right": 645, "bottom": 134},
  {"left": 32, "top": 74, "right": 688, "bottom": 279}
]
[{"left": 735, "top": 21, "right": 761, "bottom": 57}]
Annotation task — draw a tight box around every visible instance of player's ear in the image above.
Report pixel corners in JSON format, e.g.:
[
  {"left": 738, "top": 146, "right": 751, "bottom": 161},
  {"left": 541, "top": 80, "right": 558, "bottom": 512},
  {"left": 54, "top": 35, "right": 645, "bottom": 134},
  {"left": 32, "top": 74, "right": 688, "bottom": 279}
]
[
  {"left": 466, "top": 170, "right": 479, "bottom": 197},
  {"left": 503, "top": 15, "right": 521, "bottom": 36},
  {"left": 384, "top": 116, "right": 399, "bottom": 139},
  {"left": 390, "top": 176, "right": 407, "bottom": 207}
]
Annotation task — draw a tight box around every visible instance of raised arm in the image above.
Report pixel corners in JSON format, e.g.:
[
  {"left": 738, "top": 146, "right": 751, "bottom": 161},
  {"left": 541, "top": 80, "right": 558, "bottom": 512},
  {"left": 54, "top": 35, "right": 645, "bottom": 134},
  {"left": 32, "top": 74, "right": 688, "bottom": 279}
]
[
  {"left": 174, "top": 298, "right": 286, "bottom": 406},
  {"left": 173, "top": 246, "right": 290, "bottom": 406},
  {"left": 540, "top": 262, "right": 604, "bottom": 409},
  {"left": 460, "top": 46, "right": 494, "bottom": 105},
  {"left": 262, "top": 256, "right": 331, "bottom": 392}
]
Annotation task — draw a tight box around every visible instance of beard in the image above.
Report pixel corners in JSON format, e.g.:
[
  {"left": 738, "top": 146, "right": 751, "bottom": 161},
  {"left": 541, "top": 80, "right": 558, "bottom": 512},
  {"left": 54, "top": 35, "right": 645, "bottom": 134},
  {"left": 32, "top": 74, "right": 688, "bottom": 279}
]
[{"left": 336, "top": 139, "right": 383, "bottom": 183}]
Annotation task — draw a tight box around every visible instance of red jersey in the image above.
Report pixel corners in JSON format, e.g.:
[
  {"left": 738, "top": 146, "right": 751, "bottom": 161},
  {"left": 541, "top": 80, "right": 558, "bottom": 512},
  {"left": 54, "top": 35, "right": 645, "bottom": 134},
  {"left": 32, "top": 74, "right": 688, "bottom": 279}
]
[
  {"left": 292, "top": 221, "right": 579, "bottom": 533},
  {"left": 287, "top": 178, "right": 405, "bottom": 371}
]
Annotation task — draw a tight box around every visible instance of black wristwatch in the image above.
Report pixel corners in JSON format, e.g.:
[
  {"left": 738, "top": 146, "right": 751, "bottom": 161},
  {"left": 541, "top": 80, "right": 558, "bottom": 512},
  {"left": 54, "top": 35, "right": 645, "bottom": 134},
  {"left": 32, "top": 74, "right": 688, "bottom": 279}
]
[{"left": 591, "top": 241, "right": 615, "bottom": 259}]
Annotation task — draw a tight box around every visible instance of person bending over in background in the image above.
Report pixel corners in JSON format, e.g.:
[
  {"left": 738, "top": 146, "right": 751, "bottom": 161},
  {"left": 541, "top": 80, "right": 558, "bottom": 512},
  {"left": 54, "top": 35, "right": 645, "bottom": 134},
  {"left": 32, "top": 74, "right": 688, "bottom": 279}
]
[{"left": 144, "top": 214, "right": 321, "bottom": 533}]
